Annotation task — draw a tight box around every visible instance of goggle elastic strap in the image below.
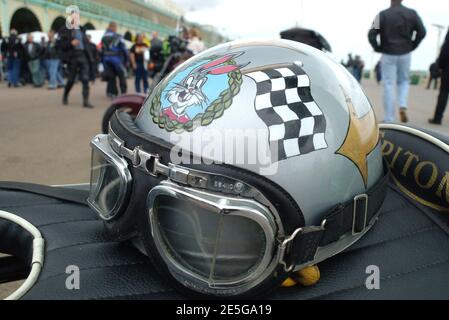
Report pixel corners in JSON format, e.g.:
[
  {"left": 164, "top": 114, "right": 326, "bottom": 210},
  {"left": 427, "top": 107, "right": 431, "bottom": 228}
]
[{"left": 108, "top": 131, "right": 275, "bottom": 203}]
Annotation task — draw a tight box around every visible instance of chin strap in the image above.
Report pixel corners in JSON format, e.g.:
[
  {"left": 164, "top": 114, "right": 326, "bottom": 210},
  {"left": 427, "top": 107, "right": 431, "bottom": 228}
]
[
  {"left": 280, "top": 167, "right": 389, "bottom": 289},
  {"left": 279, "top": 166, "right": 390, "bottom": 273}
]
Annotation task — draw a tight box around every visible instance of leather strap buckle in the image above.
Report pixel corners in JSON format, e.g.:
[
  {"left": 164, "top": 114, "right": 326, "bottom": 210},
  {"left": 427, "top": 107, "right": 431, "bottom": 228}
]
[
  {"left": 352, "top": 194, "right": 368, "bottom": 235},
  {"left": 278, "top": 222, "right": 327, "bottom": 272},
  {"left": 279, "top": 227, "right": 304, "bottom": 272}
]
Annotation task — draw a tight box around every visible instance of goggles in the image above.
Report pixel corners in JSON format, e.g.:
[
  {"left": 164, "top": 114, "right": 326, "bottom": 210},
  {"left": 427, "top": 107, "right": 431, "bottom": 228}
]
[{"left": 87, "top": 113, "right": 389, "bottom": 296}]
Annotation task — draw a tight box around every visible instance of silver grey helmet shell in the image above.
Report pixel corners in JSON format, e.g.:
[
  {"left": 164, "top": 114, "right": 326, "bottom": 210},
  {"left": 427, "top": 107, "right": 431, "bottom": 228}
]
[{"left": 135, "top": 39, "right": 383, "bottom": 226}]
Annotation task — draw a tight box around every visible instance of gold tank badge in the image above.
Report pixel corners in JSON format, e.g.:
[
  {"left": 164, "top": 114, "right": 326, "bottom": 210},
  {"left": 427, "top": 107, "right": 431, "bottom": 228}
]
[{"left": 337, "top": 88, "right": 379, "bottom": 188}]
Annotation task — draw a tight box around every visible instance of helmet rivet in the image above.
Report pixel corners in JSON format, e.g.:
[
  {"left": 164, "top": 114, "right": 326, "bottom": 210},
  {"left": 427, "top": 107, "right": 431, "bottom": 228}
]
[{"left": 234, "top": 182, "right": 244, "bottom": 193}]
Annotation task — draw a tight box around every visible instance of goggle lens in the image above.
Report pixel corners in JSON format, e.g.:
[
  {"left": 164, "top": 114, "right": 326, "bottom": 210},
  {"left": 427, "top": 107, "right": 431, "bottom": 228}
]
[
  {"left": 88, "top": 135, "right": 131, "bottom": 220},
  {"left": 154, "top": 195, "right": 267, "bottom": 283}
]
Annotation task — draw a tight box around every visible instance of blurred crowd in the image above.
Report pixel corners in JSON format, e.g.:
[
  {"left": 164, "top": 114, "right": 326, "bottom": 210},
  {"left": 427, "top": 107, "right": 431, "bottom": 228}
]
[
  {"left": 343, "top": 53, "right": 365, "bottom": 83},
  {"left": 1, "top": 0, "right": 448, "bottom": 124},
  {"left": 0, "top": 23, "right": 206, "bottom": 108}
]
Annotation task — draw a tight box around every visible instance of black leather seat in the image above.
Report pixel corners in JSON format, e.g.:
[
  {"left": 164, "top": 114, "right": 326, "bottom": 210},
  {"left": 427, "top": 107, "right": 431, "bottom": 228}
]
[{"left": 0, "top": 182, "right": 447, "bottom": 299}]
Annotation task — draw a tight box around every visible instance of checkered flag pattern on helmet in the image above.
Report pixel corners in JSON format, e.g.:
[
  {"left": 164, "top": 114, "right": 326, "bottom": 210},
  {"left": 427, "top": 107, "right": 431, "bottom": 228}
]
[{"left": 246, "top": 62, "right": 328, "bottom": 161}]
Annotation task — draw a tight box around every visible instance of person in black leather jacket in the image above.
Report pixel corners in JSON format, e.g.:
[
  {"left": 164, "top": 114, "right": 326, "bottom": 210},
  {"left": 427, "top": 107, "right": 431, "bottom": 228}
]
[
  {"left": 87, "top": 34, "right": 99, "bottom": 83},
  {"left": 0, "top": 29, "right": 23, "bottom": 87},
  {"left": 59, "top": 25, "right": 94, "bottom": 108},
  {"left": 368, "top": 1, "right": 426, "bottom": 55},
  {"left": 429, "top": 29, "right": 449, "bottom": 125},
  {"left": 149, "top": 32, "right": 164, "bottom": 80},
  {"left": 427, "top": 62, "right": 441, "bottom": 90},
  {"left": 368, "top": 0, "right": 426, "bottom": 124},
  {"left": 24, "top": 34, "right": 44, "bottom": 88}
]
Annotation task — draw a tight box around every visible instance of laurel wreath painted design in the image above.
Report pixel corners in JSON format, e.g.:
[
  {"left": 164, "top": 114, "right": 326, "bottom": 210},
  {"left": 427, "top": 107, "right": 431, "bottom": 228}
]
[{"left": 149, "top": 58, "right": 243, "bottom": 133}]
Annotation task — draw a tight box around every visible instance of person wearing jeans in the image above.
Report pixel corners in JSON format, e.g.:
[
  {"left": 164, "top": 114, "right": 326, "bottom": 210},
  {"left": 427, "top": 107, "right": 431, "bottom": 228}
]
[
  {"left": 24, "top": 34, "right": 44, "bottom": 87},
  {"left": 102, "top": 22, "right": 128, "bottom": 97},
  {"left": 130, "top": 33, "right": 149, "bottom": 93},
  {"left": 368, "top": 0, "right": 426, "bottom": 123},
  {"left": 44, "top": 31, "right": 64, "bottom": 89},
  {"left": 1, "top": 29, "right": 23, "bottom": 87},
  {"left": 7, "top": 57, "right": 21, "bottom": 86},
  {"left": 45, "top": 59, "right": 64, "bottom": 89},
  {"left": 134, "top": 59, "right": 149, "bottom": 93},
  {"left": 381, "top": 53, "right": 411, "bottom": 123}
]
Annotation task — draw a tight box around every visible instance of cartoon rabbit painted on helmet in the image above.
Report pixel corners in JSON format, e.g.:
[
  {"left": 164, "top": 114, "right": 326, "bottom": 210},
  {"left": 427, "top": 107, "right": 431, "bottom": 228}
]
[{"left": 162, "top": 52, "right": 248, "bottom": 123}]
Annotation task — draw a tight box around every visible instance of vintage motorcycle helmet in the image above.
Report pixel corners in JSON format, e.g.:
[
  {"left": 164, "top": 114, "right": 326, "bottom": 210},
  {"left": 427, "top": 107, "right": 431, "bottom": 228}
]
[{"left": 87, "top": 39, "right": 388, "bottom": 297}]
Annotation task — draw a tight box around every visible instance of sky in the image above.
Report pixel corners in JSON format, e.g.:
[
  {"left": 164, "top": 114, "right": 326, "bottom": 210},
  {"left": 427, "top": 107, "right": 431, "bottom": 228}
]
[{"left": 171, "top": 0, "right": 449, "bottom": 70}]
